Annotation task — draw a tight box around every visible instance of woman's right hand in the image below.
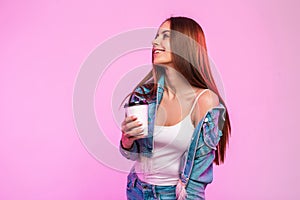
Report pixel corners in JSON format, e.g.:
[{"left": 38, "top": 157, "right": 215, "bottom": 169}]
[{"left": 121, "top": 115, "right": 145, "bottom": 149}]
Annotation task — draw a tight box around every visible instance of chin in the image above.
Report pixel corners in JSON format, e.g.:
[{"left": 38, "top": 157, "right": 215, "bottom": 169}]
[
  {"left": 154, "top": 61, "right": 173, "bottom": 66},
  {"left": 153, "top": 63, "right": 162, "bottom": 67},
  {"left": 153, "top": 60, "right": 172, "bottom": 66}
]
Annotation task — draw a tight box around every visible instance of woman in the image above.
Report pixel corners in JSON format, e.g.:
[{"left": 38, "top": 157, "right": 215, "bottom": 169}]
[{"left": 119, "top": 16, "right": 231, "bottom": 200}]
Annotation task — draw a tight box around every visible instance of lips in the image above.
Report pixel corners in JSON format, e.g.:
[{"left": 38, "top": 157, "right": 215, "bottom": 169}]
[{"left": 152, "top": 48, "right": 165, "bottom": 54}]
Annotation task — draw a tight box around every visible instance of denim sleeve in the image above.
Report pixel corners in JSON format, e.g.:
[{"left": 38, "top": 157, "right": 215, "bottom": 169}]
[
  {"left": 119, "top": 140, "right": 139, "bottom": 161},
  {"left": 187, "top": 106, "right": 226, "bottom": 192},
  {"left": 196, "top": 106, "right": 226, "bottom": 157}
]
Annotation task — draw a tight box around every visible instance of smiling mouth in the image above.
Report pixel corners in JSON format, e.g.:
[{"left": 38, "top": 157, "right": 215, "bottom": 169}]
[{"left": 153, "top": 49, "right": 165, "bottom": 54}]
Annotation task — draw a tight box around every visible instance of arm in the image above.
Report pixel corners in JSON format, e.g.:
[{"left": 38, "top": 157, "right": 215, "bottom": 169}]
[
  {"left": 186, "top": 91, "right": 226, "bottom": 199},
  {"left": 118, "top": 86, "right": 147, "bottom": 161},
  {"left": 119, "top": 139, "right": 140, "bottom": 161},
  {"left": 192, "top": 90, "right": 225, "bottom": 155}
]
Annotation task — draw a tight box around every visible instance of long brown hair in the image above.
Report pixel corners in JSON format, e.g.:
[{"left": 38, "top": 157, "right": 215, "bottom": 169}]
[{"left": 121, "top": 16, "right": 231, "bottom": 165}]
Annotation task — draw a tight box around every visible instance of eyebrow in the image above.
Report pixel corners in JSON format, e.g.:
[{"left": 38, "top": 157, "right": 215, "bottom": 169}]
[
  {"left": 161, "top": 30, "right": 170, "bottom": 34},
  {"left": 155, "top": 30, "right": 170, "bottom": 38}
]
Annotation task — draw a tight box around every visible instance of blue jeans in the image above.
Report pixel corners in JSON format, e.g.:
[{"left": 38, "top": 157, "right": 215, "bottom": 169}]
[{"left": 126, "top": 171, "right": 176, "bottom": 200}]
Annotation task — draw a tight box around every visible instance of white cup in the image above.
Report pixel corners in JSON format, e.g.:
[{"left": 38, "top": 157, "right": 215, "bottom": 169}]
[{"left": 125, "top": 103, "right": 148, "bottom": 137}]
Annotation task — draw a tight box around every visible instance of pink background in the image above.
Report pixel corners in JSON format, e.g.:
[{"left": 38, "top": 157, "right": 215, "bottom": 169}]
[{"left": 1, "top": 0, "right": 300, "bottom": 199}]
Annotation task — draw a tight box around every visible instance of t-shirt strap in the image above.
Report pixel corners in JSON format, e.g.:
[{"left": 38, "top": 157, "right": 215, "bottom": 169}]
[{"left": 188, "top": 89, "right": 209, "bottom": 116}]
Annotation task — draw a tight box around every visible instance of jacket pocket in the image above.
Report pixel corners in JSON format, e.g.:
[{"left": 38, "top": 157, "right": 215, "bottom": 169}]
[{"left": 126, "top": 172, "right": 134, "bottom": 190}]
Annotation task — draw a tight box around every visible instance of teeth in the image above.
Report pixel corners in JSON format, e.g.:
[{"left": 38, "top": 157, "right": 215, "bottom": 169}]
[{"left": 154, "top": 49, "right": 164, "bottom": 54}]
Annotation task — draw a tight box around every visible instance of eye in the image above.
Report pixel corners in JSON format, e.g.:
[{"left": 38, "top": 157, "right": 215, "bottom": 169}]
[{"left": 163, "top": 33, "right": 170, "bottom": 39}]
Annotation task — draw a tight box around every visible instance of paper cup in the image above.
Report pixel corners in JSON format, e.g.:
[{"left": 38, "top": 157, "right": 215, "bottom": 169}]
[{"left": 125, "top": 104, "right": 148, "bottom": 137}]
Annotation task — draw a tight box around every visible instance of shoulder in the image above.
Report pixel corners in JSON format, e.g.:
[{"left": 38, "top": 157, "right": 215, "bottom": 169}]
[
  {"left": 198, "top": 89, "right": 219, "bottom": 109},
  {"left": 193, "top": 89, "right": 220, "bottom": 126}
]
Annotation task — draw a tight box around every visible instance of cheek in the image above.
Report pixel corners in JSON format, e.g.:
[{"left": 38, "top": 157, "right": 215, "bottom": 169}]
[
  {"left": 166, "top": 52, "right": 172, "bottom": 60},
  {"left": 154, "top": 52, "right": 172, "bottom": 63},
  {"left": 164, "top": 44, "right": 172, "bottom": 60}
]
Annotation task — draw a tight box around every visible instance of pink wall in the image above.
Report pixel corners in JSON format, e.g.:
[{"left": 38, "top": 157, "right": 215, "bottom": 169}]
[{"left": 1, "top": 0, "right": 299, "bottom": 199}]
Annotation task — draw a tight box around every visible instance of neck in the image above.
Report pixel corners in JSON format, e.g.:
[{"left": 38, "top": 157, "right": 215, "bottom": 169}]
[{"left": 163, "top": 67, "right": 194, "bottom": 100}]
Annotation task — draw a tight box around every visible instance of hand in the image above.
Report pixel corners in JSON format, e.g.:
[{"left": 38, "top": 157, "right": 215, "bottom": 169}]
[{"left": 121, "top": 115, "right": 145, "bottom": 149}]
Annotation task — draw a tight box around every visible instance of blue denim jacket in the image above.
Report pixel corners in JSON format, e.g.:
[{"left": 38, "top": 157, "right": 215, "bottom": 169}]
[{"left": 120, "top": 70, "right": 226, "bottom": 198}]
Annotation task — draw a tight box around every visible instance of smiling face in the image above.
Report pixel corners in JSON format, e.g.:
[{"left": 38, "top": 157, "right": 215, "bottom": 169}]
[{"left": 152, "top": 20, "right": 173, "bottom": 67}]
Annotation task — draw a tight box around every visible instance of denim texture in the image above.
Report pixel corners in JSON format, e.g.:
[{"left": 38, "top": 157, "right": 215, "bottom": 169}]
[
  {"left": 120, "top": 69, "right": 226, "bottom": 199},
  {"left": 127, "top": 169, "right": 176, "bottom": 200}
]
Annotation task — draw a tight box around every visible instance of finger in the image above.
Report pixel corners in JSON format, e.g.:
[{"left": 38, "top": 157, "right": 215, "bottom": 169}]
[
  {"left": 126, "top": 134, "right": 147, "bottom": 142},
  {"left": 122, "top": 120, "right": 143, "bottom": 132},
  {"left": 121, "top": 116, "right": 138, "bottom": 127},
  {"left": 125, "top": 115, "right": 138, "bottom": 123},
  {"left": 124, "top": 127, "right": 144, "bottom": 137}
]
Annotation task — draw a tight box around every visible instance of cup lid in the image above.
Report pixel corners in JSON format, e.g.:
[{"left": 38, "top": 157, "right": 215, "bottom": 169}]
[{"left": 124, "top": 100, "right": 148, "bottom": 108}]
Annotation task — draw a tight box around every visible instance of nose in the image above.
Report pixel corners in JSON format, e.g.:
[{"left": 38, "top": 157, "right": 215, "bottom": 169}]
[{"left": 152, "top": 37, "right": 159, "bottom": 47}]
